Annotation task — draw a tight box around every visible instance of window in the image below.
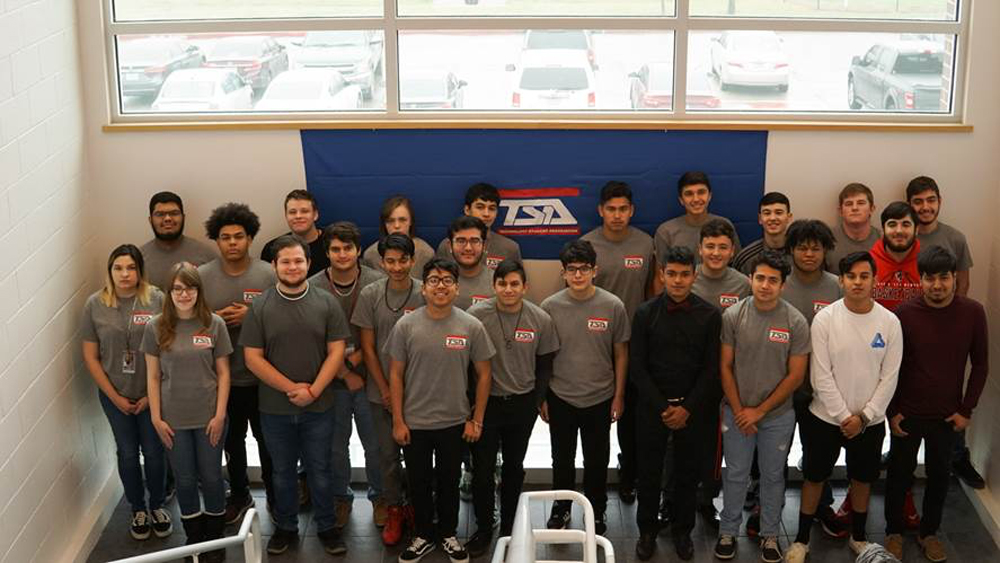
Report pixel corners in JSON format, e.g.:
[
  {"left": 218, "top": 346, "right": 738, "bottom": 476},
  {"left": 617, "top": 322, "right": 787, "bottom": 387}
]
[{"left": 103, "top": 0, "right": 968, "bottom": 124}]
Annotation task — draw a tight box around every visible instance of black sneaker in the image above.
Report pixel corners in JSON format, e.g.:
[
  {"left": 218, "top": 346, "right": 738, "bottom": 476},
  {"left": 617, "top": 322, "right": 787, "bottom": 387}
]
[
  {"left": 465, "top": 529, "right": 493, "bottom": 558},
  {"left": 150, "top": 508, "right": 173, "bottom": 538},
  {"left": 952, "top": 453, "right": 986, "bottom": 489},
  {"left": 318, "top": 528, "right": 348, "bottom": 555},
  {"left": 130, "top": 510, "right": 151, "bottom": 540},
  {"left": 745, "top": 506, "right": 760, "bottom": 538},
  {"left": 399, "top": 536, "right": 436, "bottom": 563},
  {"left": 673, "top": 534, "right": 694, "bottom": 561},
  {"left": 267, "top": 528, "right": 298, "bottom": 555},
  {"left": 635, "top": 532, "right": 657, "bottom": 561},
  {"left": 546, "top": 503, "right": 571, "bottom": 529},
  {"left": 441, "top": 536, "right": 469, "bottom": 563},
  {"left": 759, "top": 536, "right": 782, "bottom": 563},
  {"left": 714, "top": 534, "right": 736, "bottom": 560},
  {"left": 224, "top": 494, "right": 255, "bottom": 525},
  {"left": 594, "top": 514, "right": 607, "bottom": 536}
]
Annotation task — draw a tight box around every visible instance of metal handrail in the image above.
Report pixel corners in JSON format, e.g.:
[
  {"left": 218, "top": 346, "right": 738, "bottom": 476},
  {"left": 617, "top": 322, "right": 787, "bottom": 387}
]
[
  {"left": 491, "top": 490, "right": 615, "bottom": 563},
  {"left": 106, "top": 509, "right": 262, "bottom": 563}
]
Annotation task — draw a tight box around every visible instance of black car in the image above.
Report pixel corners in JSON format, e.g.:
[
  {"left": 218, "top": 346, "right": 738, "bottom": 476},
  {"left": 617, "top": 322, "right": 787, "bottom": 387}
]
[
  {"left": 118, "top": 37, "right": 205, "bottom": 97},
  {"left": 204, "top": 35, "right": 289, "bottom": 91}
]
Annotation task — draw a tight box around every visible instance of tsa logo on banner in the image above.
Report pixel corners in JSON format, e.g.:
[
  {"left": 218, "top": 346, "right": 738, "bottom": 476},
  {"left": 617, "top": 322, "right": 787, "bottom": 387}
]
[{"left": 496, "top": 187, "right": 581, "bottom": 237}]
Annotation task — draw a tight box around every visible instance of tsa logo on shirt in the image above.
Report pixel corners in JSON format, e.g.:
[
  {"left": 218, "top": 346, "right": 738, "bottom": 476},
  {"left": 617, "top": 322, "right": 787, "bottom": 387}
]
[
  {"left": 514, "top": 329, "right": 536, "bottom": 343},
  {"left": 243, "top": 290, "right": 263, "bottom": 302},
  {"left": 768, "top": 327, "right": 790, "bottom": 344},
  {"left": 445, "top": 335, "right": 468, "bottom": 350},
  {"left": 132, "top": 312, "right": 154, "bottom": 325},
  {"left": 812, "top": 301, "right": 831, "bottom": 314},
  {"left": 719, "top": 294, "right": 740, "bottom": 308},
  {"left": 472, "top": 295, "right": 490, "bottom": 305},
  {"left": 192, "top": 335, "right": 214, "bottom": 349},
  {"left": 486, "top": 255, "right": 504, "bottom": 270},
  {"left": 871, "top": 333, "right": 886, "bottom": 348},
  {"left": 587, "top": 317, "right": 609, "bottom": 332},
  {"left": 623, "top": 256, "right": 644, "bottom": 270}
]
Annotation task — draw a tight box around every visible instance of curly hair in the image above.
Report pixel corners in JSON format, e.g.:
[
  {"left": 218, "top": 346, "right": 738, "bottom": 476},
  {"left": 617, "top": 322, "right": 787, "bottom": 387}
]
[{"left": 204, "top": 202, "right": 261, "bottom": 240}]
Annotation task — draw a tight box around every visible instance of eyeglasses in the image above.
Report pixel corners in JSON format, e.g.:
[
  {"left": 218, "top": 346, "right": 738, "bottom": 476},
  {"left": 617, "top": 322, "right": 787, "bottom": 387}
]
[
  {"left": 425, "top": 276, "right": 456, "bottom": 288},
  {"left": 171, "top": 286, "right": 198, "bottom": 296},
  {"left": 452, "top": 237, "right": 483, "bottom": 248},
  {"left": 564, "top": 265, "right": 594, "bottom": 276},
  {"left": 152, "top": 210, "right": 182, "bottom": 219}
]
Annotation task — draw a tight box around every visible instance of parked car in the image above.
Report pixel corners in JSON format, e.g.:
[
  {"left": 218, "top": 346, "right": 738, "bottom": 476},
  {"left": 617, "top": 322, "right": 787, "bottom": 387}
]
[
  {"left": 400, "top": 70, "right": 467, "bottom": 110},
  {"left": 520, "top": 30, "right": 598, "bottom": 70},
  {"left": 628, "top": 63, "right": 720, "bottom": 110},
  {"left": 151, "top": 69, "right": 253, "bottom": 111},
  {"left": 203, "top": 35, "right": 288, "bottom": 91},
  {"left": 710, "top": 30, "right": 789, "bottom": 91},
  {"left": 847, "top": 40, "right": 945, "bottom": 111},
  {"left": 293, "top": 30, "right": 384, "bottom": 99},
  {"left": 255, "top": 69, "right": 363, "bottom": 111},
  {"left": 118, "top": 37, "right": 204, "bottom": 97},
  {"left": 511, "top": 51, "right": 596, "bottom": 110}
]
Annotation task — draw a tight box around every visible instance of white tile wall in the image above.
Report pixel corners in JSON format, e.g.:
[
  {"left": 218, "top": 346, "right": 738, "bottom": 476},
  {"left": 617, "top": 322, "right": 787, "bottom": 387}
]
[{"left": 0, "top": 0, "right": 105, "bottom": 562}]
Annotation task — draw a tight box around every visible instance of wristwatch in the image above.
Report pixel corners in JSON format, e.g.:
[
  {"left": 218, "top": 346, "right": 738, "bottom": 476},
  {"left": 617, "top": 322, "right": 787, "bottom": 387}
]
[{"left": 858, "top": 411, "right": 871, "bottom": 428}]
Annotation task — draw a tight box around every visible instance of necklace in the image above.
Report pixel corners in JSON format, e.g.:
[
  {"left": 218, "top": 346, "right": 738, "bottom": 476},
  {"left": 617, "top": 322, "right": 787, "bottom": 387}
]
[
  {"left": 384, "top": 278, "right": 414, "bottom": 313},
  {"left": 328, "top": 268, "right": 359, "bottom": 297},
  {"left": 495, "top": 303, "right": 524, "bottom": 350},
  {"left": 276, "top": 282, "right": 310, "bottom": 301}
]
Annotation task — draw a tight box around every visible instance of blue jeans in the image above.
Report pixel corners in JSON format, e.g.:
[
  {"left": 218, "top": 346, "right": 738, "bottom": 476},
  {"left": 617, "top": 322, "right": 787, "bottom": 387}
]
[
  {"left": 261, "top": 408, "right": 337, "bottom": 533},
  {"left": 332, "top": 387, "right": 382, "bottom": 502},
  {"left": 167, "top": 423, "right": 228, "bottom": 518},
  {"left": 720, "top": 406, "right": 795, "bottom": 537},
  {"left": 99, "top": 391, "right": 166, "bottom": 513}
]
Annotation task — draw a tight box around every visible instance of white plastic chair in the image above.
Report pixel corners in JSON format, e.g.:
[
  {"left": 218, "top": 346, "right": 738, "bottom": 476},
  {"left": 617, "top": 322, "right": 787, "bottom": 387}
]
[{"left": 491, "top": 490, "right": 615, "bottom": 563}]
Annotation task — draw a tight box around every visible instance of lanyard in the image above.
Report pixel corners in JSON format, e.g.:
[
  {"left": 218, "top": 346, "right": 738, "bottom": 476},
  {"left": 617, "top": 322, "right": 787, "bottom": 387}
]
[{"left": 123, "top": 298, "right": 138, "bottom": 354}]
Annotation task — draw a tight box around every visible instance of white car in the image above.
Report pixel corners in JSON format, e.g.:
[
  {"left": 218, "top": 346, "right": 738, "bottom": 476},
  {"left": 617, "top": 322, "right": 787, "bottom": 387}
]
[
  {"left": 151, "top": 69, "right": 253, "bottom": 111},
  {"left": 710, "top": 30, "right": 789, "bottom": 91},
  {"left": 255, "top": 69, "right": 363, "bottom": 111},
  {"left": 511, "top": 50, "right": 596, "bottom": 110}
]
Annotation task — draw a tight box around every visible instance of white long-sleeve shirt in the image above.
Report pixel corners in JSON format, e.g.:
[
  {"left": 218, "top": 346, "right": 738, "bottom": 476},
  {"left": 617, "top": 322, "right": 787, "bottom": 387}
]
[{"left": 809, "top": 299, "right": 902, "bottom": 426}]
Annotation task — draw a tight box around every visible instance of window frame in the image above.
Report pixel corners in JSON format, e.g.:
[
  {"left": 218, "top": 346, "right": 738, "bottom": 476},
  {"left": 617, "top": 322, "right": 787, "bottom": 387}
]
[{"left": 101, "top": 0, "right": 971, "bottom": 127}]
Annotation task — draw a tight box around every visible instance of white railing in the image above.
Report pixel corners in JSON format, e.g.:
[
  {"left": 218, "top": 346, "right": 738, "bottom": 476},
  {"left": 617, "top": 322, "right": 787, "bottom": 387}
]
[
  {"left": 106, "top": 509, "right": 262, "bottom": 563},
  {"left": 491, "top": 490, "right": 615, "bottom": 563}
]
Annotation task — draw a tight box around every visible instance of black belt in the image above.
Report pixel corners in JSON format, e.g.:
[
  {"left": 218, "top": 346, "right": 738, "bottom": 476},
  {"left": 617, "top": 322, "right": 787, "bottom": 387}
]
[{"left": 491, "top": 391, "right": 533, "bottom": 402}]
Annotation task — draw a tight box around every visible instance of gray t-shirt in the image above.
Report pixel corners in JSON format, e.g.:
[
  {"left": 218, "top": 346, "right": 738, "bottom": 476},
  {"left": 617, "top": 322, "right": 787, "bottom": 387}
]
[
  {"left": 80, "top": 290, "right": 165, "bottom": 400},
  {"left": 721, "top": 298, "right": 811, "bottom": 421},
  {"left": 386, "top": 307, "right": 496, "bottom": 430},
  {"left": 308, "top": 265, "right": 385, "bottom": 349},
  {"left": 826, "top": 223, "right": 881, "bottom": 274},
  {"left": 455, "top": 266, "right": 495, "bottom": 311},
  {"left": 239, "top": 285, "right": 352, "bottom": 415},
  {"left": 467, "top": 298, "right": 561, "bottom": 396},
  {"left": 140, "top": 236, "right": 217, "bottom": 291},
  {"left": 781, "top": 271, "right": 843, "bottom": 326},
  {"left": 541, "top": 287, "right": 630, "bottom": 408},
  {"left": 917, "top": 221, "right": 973, "bottom": 270},
  {"left": 197, "top": 259, "right": 277, "bottom": 387},
  {"left": 141, "top": 314, "right": 233, "bottom": 430},
  {"left": 654, "top": 213, "right": 742, "bottom": 263},
  {"left": 363, "top": 237, "right": 436, "bottom": 278},
  {"left": 692, "top": 267, "right": 751, "bottom": 311},
  {"left": 351, "top": 277, "right": 426, "bottom": 403},
  {"left": 581, "top": 226, "right": 655, "bottom": 321},
  {"left": 436, "top": 231, "right": 523, "bottom": 271}
]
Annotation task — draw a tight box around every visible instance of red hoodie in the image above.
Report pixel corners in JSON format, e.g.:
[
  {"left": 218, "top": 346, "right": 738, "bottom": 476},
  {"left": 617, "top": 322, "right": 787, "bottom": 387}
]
[{"left": 870, "top": 238, "right": 922, "bottom": 311}]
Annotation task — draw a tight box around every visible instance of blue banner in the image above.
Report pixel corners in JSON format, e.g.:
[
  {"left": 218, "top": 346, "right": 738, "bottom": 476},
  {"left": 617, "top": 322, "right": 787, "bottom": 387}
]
[{"left": 301, "top": 129, "right": 767, "bottom": 259}]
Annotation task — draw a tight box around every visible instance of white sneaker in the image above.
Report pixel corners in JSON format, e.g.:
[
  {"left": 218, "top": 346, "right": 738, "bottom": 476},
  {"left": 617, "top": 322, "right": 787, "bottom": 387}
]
[
  {"left": 848, "top": 537, "right": 869, "bottom": 555},
  {"left": 785, "top": 541, "right": 808, "bottom": 563},
  {"left": 441, "top": 536, "right": 470, "bottom": 563}
]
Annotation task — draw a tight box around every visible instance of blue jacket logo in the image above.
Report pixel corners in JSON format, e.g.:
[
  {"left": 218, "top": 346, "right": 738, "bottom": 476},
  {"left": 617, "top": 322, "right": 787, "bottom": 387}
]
[{"left": 871, "top": 333, "right": 886, "bottom": 348}]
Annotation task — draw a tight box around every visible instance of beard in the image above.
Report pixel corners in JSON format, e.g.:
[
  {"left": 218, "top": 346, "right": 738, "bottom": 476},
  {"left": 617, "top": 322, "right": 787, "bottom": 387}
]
[
  {"left": 884, "top": 234, "right": 915, "bottom": 253},
  {"left": 153, "top": 218, "right": 184, "bottom": 242},
  {"left": 278, "top": 272, "right": 307, "bottom": 290}
]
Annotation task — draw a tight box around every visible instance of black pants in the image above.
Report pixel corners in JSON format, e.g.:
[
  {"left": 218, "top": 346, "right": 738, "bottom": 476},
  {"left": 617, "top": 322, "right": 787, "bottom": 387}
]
[
  {"left": 404, "top": 424, "right": 464, "bottom": 540},
  {"left": 637, "top": 405, "right": 700, "bottom": 536},
  {"left": 617, "top": 384, "right": 638, "bottom": 487},
  {"left": 472, "top": 393, "right": 536, "bottom": 532},
  {"left": 225, "top": 385, "right": 274, "bottom": 503},
  {"left": 696, "top": 403, "right": 722, "bottom": 503},
  {"left": 885, "top": 417, "right": 959, "bottom": 536},
  {"left": 549, "top": 392, "right": 611, "bottom": 515}
]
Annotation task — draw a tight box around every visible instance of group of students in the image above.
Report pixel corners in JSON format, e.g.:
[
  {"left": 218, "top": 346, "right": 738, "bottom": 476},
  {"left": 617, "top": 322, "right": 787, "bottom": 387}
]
[{"left": 82, "top": 174, "right": 987, "bottom": 563}]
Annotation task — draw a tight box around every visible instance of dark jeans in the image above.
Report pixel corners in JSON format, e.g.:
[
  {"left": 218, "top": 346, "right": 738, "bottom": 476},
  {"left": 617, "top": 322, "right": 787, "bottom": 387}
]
[
  {"left": 168, "top": 423, "right": 229, "bottom": 518},
  {"left": 637, "top": 404, "right": 700, "bottom": 536},
  {"left": 472, "top": 393, "right": 536, "bottom": 531},
  {"left": 261, "top": 409, "right": 337, "bottom": 533},
  {"left": 549, "top": 392, "right": 612, "bottom": 515},
  {"left": 616, "top": 385, "right": 637, "bottom": 486},
  {"left": 885, "top": 416, "right": 959, "bottom": 536},
  {"left": 99, "top": 391, "right": 166, "bottom": 513},
  {"left": 225, "top": 385, "right": 273, "bottom": 503},
  {"left": 404, "top": 424, "right": 465, "bottom": 540}
]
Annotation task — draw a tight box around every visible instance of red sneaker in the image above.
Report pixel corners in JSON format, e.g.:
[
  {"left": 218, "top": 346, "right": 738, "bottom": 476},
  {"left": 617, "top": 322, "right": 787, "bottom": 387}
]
[
  {"left": 904, "top": 490, "right": 921, "bottom": 530},
  {"left": 834, "top": 495, "right": 853, "bottom": 526},
  {"left": 382, "top": 506, "right": 404, "bottom": 546}
]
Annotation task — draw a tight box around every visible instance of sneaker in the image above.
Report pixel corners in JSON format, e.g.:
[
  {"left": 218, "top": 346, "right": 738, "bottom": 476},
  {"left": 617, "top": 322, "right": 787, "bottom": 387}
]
[
  {"left": 784, "top": 541, "right": 808, "bottom": 563},
  {"left": 465, "top": 529, "right": 493, "bottom": 558},
  {"left": 714, "top": 534, "right": 736, "bottom": 560},
  {"left": 224, "top": 494, "right": 255, "bottom": 525},
  {"left": 150, "top": 508, "right": 173, "bottom": 538},
  {"left": 399, "top": 536, "right": 436, "bottom": 563},
  {"left": 442, "top": 536, "right": 469, "bottom": 563},
  {"left": 373, "top": 498, "right": 390, "bottom": 528},
  {"left": 834, "top": 496, "right": 852, "bottom": 527},
  {"left": 816, "top": 506, "right": 848, "bottom": 539},
  {"left": 459, "top": 469, "right": 474, "bottom": 501},
  {"left": 952, "top": 453, "right": 986, "bottom": 489},
  {"left": 382, "top": 505, "right": 405, "bottom": 546},
  {"left": 744, "top": 480, "right": 760, "bottom": 510},
  {"left": 334, "top": 499, "right": 353, "bottom": 529},
  {"left": 594, "top": 513, "right": 607, "bottom": 536},
  {"left": 546, "top": 503, "right": 571, "bottom": 530},
  {"left": 266, "top": 528, "right": 298, "bottom": 555},
  {"left": 698, "top": 502, "right": 721, "bottom": 529},
  {"left": 918, "top": 534, "right": 948, "bottom": 562},
  {"left": 635, "top": 532, "right": 657, "bottom": 561},
  {"left": 318, "top": 528, "right": 348, "bottom": 555},
  {"left": 746, "top": 506, "right": 761, "bottom": 538},
  {"left": 760, "top": 536, "right": 782, "bottom": 563},
  {"left": 130, "top": 510, "right": 151, "bottom": 540},
  {"left": 848, "top": 537, "right": 869, "bottom": 556},
  {"left": 904, "top": 490, "right": 921, "bottom": 530},
  {"left": 884, "top": 533, "right": 903, "bottom": 560}
]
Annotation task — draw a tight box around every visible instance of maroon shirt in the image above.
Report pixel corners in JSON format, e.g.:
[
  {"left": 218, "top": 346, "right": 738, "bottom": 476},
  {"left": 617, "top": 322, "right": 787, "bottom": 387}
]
[{"left": 889, "top": 295, "right": 988, "bottom": 419}]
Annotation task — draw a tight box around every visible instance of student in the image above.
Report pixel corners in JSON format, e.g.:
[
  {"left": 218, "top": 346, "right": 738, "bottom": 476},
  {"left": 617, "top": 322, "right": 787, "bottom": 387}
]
[
  {"left": 580, "top": 180, "right": 655, "bottom": 503},
  {"left": 307, "top": 222, "right": 386, "bottom": 529},
  {"left": 363, "top": 195, "right": 436, "bottom": 275},
  {"left": 731, "top": 192, "right": 792, "bottom": 275},
  {"left": 387, "top": 258, "right": 495, "bottom": 563},
  {"left": 871, "top": 202, "right": 922, "bottom": 311},
  {"left": 260, "top": 189, "right": 330, "bottom": 277},
  {"left": 631, "top": 246, "right": 721, "bottom": 562},
  {"left": 241, "top": 235, "right": 352, "bottom": 556},
  {"left": 883, "top": 246, "right": 989, "bottom": 563},
  {"left": 143, "top": 264, "right": 232, "bottom": 563},
  {"left": 82, "top": 245, "right": 170, "bottom": 541},
  {"left": 715, "top": 251, "right": 809, "bottom": 563},
  {"left": 198, "top": 203, "right": 278, "bottom": 525},
  {"left": 436, "top": 182, "right": 522, "bottom": 269},
  {"left": 826, "top": 183, "right": 881, "bottom": 274},
  {"left": 353, "top": 234, "right": 426, "bottom": 546},
  {"left": 446, "top": 215, "right": 495, "bottom": 310},
  {"left": 654, "top": 171, "right": 741, "bottom": 262},
  {"left": 465, "top": 261, "right": 559, "bottom": 555},
  {"left": 692, "top": 219, "right": 751, "bottom": 310},
  {"left": 140, "top": 191, "right": 216, "bottom": 291},
  {"left": 541, "top": 240, "right": 629, "bottom": 536},
  {"left": 786, "top": 251, "right": 902, "bottom": 563}
]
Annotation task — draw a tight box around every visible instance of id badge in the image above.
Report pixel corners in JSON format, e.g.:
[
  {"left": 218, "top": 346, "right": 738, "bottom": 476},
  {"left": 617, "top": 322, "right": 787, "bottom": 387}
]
[{"left": 122, "top": 351, "right": 137, "bottom": 374}]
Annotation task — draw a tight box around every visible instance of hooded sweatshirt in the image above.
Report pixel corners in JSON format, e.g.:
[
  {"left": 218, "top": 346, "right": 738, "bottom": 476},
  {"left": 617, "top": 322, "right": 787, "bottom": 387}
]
[{"left": 870, "top": 238, "right": 921, "bottom": 312}]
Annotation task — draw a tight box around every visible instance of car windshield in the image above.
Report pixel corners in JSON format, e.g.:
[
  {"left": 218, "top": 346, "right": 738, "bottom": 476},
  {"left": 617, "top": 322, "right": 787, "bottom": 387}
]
[
  {"left": 119, "top": 41, "right": 170, "bottom": 65},
  {"left": 893, "top": 52, "right": 943, "bottom": 74},
  {"left": 303, "top": 31, "right": 367, "bottom": 48},
  {"left": 730, "top": 34, "right": 780, "bottom": 52},
  {"left": 265, "top": 81, "right": 324, "bottom": 99},
  {"left": 403, "top": 77, "right": 446, "bottom": 98},
  {"left": 209, "top": 40, "right": 261, "bottom": 60},
  {"left": 526, "top": 31, "right": 588, "bottom": 50},
  {"left": 519, "top": 67, "right": 589, "bottom": 90},
  {"left": 160, "top": 80, "right": 215, "bottom": 99}
]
